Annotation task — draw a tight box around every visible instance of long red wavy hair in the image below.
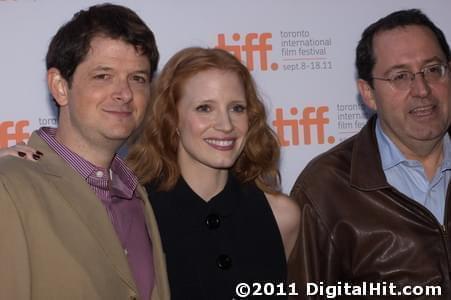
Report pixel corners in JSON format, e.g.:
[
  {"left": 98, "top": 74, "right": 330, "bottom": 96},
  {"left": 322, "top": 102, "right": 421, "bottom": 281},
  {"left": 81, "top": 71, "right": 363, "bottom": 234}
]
[{"left": 127, "top": 47, "right": 281, "bottom": 193}]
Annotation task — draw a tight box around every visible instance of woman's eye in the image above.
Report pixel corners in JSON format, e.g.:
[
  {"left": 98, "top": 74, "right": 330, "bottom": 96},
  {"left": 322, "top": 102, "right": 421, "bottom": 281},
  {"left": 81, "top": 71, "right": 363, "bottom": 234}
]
[
  {"left": 196, "top": 104, "right": 211, "bottom": 112},
  {"left": 232, "top": 104, "right": 247, "bottom": 113}
]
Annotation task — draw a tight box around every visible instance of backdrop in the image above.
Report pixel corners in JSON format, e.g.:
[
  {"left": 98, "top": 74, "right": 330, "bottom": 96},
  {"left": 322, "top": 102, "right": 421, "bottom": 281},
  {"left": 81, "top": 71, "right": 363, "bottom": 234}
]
[{"left": 1, "top": 0, "right": 450, "bottom": 192}]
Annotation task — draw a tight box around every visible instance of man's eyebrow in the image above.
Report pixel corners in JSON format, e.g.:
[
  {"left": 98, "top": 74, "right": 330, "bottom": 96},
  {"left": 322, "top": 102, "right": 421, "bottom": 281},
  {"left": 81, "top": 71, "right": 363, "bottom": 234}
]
[
  {"left": 133, "top": 70, "right": 150, "bottom": 75},
  {"left": 89, "top": 66, "right": 150, "bottom": 76},
  {"left": 383, "top": 56, "right": 445, "bottom": 75},
  {"left": 422, "top": 56, "right": 446, "bottom": 65},
  {"left": 91, "top": 65, "right": 113, "bottom": 72}
]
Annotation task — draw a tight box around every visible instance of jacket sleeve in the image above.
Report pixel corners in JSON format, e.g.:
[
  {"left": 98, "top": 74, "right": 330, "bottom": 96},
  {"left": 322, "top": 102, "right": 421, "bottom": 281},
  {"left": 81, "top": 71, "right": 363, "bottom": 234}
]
[
  {"left": 287, "top": 187, "right": 341, "bottom": 300},
  {"left": 0, "top": 176, "right": 31, "bottom": 299}
]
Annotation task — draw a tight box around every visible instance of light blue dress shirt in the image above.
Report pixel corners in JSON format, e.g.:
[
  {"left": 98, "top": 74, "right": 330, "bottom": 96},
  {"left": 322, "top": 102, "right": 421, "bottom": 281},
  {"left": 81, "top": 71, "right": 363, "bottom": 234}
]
[{"left": 375, "top": 119, "right": 451, "bottom": 224}]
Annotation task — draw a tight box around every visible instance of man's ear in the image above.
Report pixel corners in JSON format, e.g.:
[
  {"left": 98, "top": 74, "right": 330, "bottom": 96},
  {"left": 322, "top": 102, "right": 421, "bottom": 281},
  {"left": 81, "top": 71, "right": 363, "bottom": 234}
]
[
  {"left": 47, "top": 68, "right": 69, "bottom": 107},
  {"left": 357, "top": 79, "right": 377, "bottom": 111}
]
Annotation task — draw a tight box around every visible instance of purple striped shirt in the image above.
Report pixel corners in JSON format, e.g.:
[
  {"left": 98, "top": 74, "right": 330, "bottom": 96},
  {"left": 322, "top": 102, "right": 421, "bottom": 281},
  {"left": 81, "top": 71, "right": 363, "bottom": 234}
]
[{"left": 38, "top": 127, "right": 154, "bottom": 300}]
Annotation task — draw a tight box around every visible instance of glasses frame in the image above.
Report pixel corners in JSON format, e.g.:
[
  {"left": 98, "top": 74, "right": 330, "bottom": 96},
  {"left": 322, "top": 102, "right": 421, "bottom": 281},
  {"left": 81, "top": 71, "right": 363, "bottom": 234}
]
[{"left": 371, "top": 63, "right": 449, "bottom": 90}]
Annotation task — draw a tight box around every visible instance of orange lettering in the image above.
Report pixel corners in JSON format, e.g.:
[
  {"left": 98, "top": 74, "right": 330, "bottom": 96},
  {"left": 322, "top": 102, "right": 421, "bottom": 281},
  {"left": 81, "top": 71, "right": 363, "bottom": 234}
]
[
  {"left": 0, "top": 120, "right": 30, "bottom": 148},
  {"left": 216, "top": 32, "right": 274, "bottom": 71},
  {"left": 272, "top": 106, "right": 334, "bottom": 147}
]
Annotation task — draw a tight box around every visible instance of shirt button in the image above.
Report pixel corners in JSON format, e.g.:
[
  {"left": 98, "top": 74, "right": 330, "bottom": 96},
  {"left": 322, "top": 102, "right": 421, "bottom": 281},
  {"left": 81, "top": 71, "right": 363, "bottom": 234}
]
[
  {"left": 205, "top": 213, "right": 221, "bottom": 229},
  {"left": 95, "top": 170, "right": 104, "bottom": 178},
  {"left": 216, "top": 254, "right": 232, "bottom": 270}
]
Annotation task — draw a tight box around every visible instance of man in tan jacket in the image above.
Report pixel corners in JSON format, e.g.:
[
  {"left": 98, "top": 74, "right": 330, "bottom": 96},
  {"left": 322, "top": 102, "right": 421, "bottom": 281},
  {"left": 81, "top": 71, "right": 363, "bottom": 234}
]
[{"left": 0, "top": 4, "right": 169, "bottom": 300}]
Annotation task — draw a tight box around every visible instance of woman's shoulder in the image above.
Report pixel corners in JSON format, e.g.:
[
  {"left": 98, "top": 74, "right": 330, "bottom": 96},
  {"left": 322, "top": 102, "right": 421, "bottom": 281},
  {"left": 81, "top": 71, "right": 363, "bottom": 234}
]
[
  {"left": 264, "top": 192, "right": 300, "bottom": 259},
  {"left": 265, "top": 193, "right": 300, "bottom": 225}
]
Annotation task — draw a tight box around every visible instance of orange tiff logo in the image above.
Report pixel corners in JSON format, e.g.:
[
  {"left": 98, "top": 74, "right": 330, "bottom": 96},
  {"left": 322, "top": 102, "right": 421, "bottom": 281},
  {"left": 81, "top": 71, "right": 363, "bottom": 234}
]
[
  {"left": 272, "top": 106, "right": 335, "bottom": 146},
  {"left": 216, "top": 32, "right": 278, "bottom": 71},
  {"left": 0, "top": 120, "right": 30, "bottom": 148}
]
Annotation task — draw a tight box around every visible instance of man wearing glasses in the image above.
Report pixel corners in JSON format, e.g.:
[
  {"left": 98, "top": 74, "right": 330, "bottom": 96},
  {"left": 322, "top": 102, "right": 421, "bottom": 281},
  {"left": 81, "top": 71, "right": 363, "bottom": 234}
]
[{"left": 289, "top": 9, "right": 451, "bottom": 299}]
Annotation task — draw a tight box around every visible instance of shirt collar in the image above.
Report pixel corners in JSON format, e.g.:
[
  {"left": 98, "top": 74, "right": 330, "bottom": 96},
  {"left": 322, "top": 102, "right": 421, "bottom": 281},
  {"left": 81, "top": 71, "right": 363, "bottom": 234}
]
[
  {"left": 440, "top": 134, "right": 451, "bottom": 173},
  {"left": 375, "top": 119, "right": 405, "bottom": 170},
  {"left": 37, "top": 127, "right": 138, "bottom": 199},
  {"left": 375, "top": 119, "right": 451, "bottom": 173}
]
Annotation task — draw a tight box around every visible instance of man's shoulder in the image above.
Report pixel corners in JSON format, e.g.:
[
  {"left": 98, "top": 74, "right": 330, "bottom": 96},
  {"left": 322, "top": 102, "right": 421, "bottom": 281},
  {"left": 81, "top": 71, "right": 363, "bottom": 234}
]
[
  {"left": 0, "top": 156, "right": 41, "bottom": 177},
  {"left": 0, "top": 157, "right": 53, "bottom": 197},
  {"left": 0, "top": 157, "right": 48, "bottom": 207},
  {"left": 289, "top": 136, "right": 356, "bottom": 203},
  {"left": 302, "top": 135, "right": 357, "bottom": 180}
]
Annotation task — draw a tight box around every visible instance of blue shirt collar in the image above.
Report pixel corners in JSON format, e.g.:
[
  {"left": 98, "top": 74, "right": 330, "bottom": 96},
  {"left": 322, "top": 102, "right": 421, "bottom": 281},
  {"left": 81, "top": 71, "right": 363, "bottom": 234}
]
[
  {"left": 375, "top": 118, "right": 451, "bottom": 173},
  {"left": 375, "top": 119, "right": 405, "bottom": 170},
  {"left": 441, "top": 134, "right": 451, "bottom": 173}
]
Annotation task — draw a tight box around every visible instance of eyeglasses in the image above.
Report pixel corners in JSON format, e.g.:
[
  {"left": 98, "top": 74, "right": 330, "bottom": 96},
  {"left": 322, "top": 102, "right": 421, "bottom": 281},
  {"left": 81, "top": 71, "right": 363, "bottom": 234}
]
[{"left": 371, "top": 63, "right": 449, "bottom": 90}]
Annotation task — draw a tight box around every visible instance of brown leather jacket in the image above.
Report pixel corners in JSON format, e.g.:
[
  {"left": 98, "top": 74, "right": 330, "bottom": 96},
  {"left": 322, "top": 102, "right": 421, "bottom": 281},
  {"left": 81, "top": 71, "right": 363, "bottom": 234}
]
[{"left": 288, "top": 116, "right": 451, "bottom": 299}]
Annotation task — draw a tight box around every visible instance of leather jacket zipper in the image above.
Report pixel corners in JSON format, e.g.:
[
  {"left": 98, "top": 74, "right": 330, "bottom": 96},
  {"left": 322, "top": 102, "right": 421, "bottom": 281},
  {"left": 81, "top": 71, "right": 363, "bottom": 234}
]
[{"left": 391, "top": 188, "right": 451, "bottom": 273}]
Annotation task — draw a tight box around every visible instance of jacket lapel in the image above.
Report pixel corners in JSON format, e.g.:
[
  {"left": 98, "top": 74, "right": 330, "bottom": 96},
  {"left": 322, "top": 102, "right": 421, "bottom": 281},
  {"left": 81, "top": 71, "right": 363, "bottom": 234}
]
[
  {"left": 138, "top": 185, "right": 170, "bottom": 300},
  {"left": 28, "top": 133, "right": 137, "bottom": 293},
  {"left": 350, "top": 115, "right": 391, "bottom": 190}
]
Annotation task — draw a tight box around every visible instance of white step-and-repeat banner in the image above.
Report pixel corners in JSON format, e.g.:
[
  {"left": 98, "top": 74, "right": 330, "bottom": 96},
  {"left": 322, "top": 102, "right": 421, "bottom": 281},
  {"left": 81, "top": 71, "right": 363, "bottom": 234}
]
[{"left": 1, "top": 0, "right": 450, "bottom": 192}]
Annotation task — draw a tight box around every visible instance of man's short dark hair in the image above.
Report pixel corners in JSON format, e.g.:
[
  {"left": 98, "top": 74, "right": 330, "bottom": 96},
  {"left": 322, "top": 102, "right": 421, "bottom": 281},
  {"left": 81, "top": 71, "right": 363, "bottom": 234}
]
[
  {"left": 46, "top": 3, "right": 159, "bottom": 87},
  {"left": 356, "top": 9, "right": 450, "bottom": 87}
]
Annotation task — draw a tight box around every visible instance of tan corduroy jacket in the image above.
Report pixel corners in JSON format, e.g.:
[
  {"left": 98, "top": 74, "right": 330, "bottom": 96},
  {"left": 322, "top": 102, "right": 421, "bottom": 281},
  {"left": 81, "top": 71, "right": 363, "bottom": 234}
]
[{"left": 0, "top": 132, "right": 169, "bottom": 300}]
